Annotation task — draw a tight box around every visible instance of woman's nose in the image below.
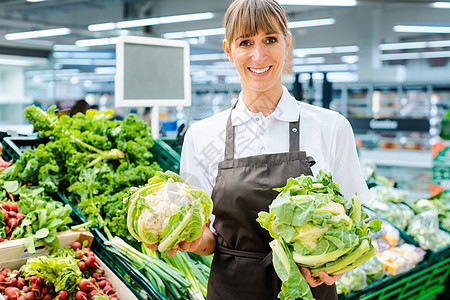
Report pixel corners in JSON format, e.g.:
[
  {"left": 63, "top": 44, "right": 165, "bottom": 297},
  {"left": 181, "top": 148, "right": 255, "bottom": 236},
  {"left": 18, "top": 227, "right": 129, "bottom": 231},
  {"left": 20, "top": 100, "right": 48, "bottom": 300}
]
[{"left": 251, "top": 43, "right": 266, "bottom": 62}]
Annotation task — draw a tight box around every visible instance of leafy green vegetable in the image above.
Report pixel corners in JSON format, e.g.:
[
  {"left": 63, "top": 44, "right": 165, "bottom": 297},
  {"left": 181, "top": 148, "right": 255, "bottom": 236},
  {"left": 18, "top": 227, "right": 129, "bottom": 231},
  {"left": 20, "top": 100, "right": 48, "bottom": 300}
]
[
  {"left": 257, "top": 171, "right": 381, "bottom": 300},
  {"left": 20, "top": 251, "right": 83, "bottom": 293},
  {"left": 125, "top": 170, "right": 213, "bottom": 252},
  {"left": 1, "top": 105, "right": 162, "bottom": 244}
]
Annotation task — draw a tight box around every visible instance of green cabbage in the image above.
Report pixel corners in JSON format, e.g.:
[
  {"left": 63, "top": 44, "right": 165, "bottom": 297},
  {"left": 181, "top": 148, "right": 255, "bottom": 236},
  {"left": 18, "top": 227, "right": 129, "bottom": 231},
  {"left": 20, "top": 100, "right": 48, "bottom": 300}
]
[
  {"left": 257, "top": 171, "right": 381, "bottom": 300},
  {"left": 125, "top": 170, "right": 213, "bottom": 252}
]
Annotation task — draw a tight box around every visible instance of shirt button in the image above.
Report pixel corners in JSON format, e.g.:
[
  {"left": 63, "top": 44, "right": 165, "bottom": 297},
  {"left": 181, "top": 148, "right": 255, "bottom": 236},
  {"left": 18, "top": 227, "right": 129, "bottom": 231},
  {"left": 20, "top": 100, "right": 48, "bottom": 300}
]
[
  {"left": 259, "top": 131, "right": 264, "bottom": 135},
  {"left": 261, "top": 146, "right": 266, "bottom": 151},
  {"left": 255, "top": 117, "right": 260, "bottom": 122}
]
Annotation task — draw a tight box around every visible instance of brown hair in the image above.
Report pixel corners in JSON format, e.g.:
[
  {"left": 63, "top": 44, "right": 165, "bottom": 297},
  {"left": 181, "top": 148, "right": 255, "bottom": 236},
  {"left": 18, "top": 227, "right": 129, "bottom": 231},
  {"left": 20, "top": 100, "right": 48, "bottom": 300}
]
[{"left": 223, "top": 0, "right": 290, "bottom": 43}]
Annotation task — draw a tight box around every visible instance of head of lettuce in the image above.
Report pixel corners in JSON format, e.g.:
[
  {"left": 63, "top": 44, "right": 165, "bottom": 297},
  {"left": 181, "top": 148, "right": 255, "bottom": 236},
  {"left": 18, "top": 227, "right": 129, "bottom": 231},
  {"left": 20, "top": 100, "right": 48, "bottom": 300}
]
[
  {"left": 257, "top": 171, "right": 381, "bottom": 300},
  {"left": 125, "top": 171, "right": 213, "bottom": 252}
]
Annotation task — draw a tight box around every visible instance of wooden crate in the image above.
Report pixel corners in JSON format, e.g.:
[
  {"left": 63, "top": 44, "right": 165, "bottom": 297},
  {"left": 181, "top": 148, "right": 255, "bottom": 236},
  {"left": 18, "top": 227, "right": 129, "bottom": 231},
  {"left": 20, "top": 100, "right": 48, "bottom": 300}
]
[{"left": 0, "top": 230, "right": 138, "bottom": 300}]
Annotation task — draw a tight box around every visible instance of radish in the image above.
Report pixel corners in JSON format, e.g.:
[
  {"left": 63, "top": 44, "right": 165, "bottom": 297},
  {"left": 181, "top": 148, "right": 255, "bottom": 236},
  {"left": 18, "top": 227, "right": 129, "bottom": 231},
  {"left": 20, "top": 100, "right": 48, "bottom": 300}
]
[
  {"left": 71, "top": 241, "right": 82, "bottom": 251},
  {"left": 75, "top": 290, "right": 87, "bottom": 300},
  {"left": 78, "top": 261, "right": 87, "bottom": 271},
  {"left": 24, "top": 292, "right": 35, "bottom": 300},
  {"left": 84, "top": 256, "right": 100, "bottom": 269},
  {"left": 16, "top": 213, "right": 24, "bottom": 221},
  {"left": 58, "top": 290, "right": 68, "bottom": 300},
  {"left": 78, "top": 279, "right": 94, "bottom": 292},
  {"left": 1, "top": 203, "right": 9, "bottom": 211},
  {"left": 4, "top": 287, "right": 20, "bottom": 300},
  {"left": 7, "top": 218, "right": 18, "bottom": 229},
  {"left": 9, "top": 202, "right": 18, "bottom": 212}
]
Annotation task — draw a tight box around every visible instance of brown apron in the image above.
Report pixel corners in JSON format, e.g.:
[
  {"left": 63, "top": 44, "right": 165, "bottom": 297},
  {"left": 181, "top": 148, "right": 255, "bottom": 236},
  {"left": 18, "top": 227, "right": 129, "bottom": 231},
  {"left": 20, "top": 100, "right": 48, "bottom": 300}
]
[{"left": 207, "top": 105, "right": 338, "bottom": 300}]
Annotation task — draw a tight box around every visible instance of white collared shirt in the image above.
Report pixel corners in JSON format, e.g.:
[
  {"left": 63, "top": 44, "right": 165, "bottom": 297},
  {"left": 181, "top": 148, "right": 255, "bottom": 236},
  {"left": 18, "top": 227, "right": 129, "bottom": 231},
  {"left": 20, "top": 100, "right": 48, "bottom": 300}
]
[{"left": 180, "top": 85, "right": 371, "bottom": 204}]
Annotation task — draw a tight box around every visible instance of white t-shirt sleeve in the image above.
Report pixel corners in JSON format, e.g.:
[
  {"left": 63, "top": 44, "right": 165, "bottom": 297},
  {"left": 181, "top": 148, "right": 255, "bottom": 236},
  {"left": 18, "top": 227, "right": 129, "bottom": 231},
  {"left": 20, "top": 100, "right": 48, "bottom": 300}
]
[
  {"left": 179, "top": 126, "right": 214, "bottom": 196},
  {"left": 332, "top": 115, "right": 372, "bottom": 204}
]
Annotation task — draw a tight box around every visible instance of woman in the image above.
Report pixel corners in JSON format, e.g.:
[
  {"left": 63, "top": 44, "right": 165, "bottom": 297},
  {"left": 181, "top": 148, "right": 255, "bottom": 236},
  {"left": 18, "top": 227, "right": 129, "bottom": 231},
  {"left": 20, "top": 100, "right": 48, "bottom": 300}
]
[{"left": 151, "top": 0, "right": 371, "bottom": 299}]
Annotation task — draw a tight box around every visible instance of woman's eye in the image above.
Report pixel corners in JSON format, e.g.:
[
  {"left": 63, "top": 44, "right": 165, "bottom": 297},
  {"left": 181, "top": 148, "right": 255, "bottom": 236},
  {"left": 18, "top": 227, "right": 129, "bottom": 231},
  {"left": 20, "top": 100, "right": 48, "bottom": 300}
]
[
  {"left": 239, "top": 40, "right": 251, "bottom": 47},
  {"left": 266, "top": 37, "right": 277, "bottom": 44}
]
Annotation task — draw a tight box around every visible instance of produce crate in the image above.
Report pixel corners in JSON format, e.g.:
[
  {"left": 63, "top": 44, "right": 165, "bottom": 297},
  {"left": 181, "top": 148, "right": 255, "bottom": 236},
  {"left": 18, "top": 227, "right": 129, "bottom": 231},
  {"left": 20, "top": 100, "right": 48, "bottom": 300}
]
[
  {"left": 91, "top": 228, "right": 166, "bottom": 300},
  {"left": 160, "top": 137, "right": 183, "bottom": 155},
  {"left": 152, "top": 138, "right": 181, "bottom": 173},
  {"left": 0, "top": 230, "right": 139, "bottom": 300},
  {"left": 339, "top": 256, "right": 450, "bottom": 300},
  {"left": 1, "top": 136, "right": 43, "bottom": 162}
]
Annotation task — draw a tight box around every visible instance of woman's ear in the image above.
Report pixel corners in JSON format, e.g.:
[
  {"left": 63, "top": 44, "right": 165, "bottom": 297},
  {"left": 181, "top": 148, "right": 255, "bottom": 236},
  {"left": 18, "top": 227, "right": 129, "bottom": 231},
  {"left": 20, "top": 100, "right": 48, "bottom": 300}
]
[{"left": 223, "top": 39, "right": 233, "bottom": 63}]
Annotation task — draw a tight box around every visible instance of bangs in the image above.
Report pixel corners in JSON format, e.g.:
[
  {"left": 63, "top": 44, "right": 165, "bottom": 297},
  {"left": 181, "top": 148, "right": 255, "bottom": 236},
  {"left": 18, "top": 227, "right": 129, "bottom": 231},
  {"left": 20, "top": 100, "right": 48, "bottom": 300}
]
[{"left": 225, "top": 0, "right": 288, "bottom": 42}]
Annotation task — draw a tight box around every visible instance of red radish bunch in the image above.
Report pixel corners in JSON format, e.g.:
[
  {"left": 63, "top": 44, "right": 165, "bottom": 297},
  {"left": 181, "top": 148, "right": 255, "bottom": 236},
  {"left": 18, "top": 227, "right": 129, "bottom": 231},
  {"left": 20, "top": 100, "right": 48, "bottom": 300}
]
[
  {"left": 1, "top": 243, "right": 118, "bottom": 300},
  {"left": 70, "top": 242, "right": 118, "bottom": 300},
  {"left": 0, "top": 201, "right": 23, "bottom": 242}
]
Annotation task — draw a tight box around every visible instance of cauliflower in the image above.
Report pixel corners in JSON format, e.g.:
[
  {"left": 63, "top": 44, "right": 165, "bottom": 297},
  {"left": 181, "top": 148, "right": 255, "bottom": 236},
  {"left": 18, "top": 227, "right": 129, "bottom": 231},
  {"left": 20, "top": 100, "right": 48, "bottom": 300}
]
[{"left": 126, "top": 171, "right": 213, "bottom": 252}]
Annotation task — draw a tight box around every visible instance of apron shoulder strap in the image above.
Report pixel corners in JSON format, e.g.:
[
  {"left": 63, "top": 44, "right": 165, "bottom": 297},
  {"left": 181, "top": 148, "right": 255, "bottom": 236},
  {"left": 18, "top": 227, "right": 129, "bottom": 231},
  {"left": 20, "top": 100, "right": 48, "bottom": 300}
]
[{"left": 225, "top": 102, "right": 302, "bottom": 159}]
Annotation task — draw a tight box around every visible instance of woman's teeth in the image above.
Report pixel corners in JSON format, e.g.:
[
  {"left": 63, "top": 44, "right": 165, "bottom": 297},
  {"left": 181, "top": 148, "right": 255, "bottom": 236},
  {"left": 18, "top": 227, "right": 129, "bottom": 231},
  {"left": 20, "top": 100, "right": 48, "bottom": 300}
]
[{"left": 249, "top": 66, "right": 270, "bottom": 74}]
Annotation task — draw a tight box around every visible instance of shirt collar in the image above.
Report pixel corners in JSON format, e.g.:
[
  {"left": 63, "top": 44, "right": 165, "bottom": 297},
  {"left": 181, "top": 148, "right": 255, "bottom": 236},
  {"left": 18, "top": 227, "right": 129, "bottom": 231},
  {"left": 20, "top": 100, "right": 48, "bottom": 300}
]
[{"left": 231, "top": 85, "right": 300, "bottom": 126}]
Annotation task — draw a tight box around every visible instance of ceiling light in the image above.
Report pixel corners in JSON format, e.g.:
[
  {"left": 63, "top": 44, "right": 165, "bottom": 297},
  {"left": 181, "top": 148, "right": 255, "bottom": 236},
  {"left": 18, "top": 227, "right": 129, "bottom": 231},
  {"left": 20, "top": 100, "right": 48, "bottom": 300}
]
[
  {"left": 431, "top": 2, "right": 450, "bottom": 8},
  {"left": 88, "top": 12, "right": 214, "bottom": 31},
  {"left": 292, "top": 64, "right": 358, "bottom": 73},
  {"left": 5, "top": 28, "right": 71, "bottom": 40},
  {"left": 163, "top": 28, "right": 225, "bottom": 39},
  {"left": 421, "top": 50, "right": 450, "bottom": 58},
  {"left": 288, "top": 18, "right": 335, "bottom": 28},
  {"left": 88, "top": 23, "right": 117, "bottom": 32},
  {"left": 0, "top": 55, "right": 47, "bottom": 66},
  {"left": 277, "top": 0, "right": 357, "bottom": 6},
  {"left": 293, "top": 45, "right": 358, "bottom": 57},
  {"left": 379, "top": 41, "right": 428, "bottom": 50},
  {"left": 26, "top": 0, "right": 47, "bottom": 2},
  {"left": 190, "top": 53, "right": 226, "bottom": 61},
  {"left": 54, "top": 58, "right": 116, "bottom": 66},
  {"left": 292, "top": 57, "right": 326, "bottom": 64},
  {"left": 75, "top": 37, "right": 118, "bottom": 47},
  {"left": 378, "top": 51, "right": 450, "bottom": 60},
  {"left": 393, "top": 25, "right": 450, "bottom": 33},
  {"left": 341, "top": 55, "right": 359, "bottom": 64}
]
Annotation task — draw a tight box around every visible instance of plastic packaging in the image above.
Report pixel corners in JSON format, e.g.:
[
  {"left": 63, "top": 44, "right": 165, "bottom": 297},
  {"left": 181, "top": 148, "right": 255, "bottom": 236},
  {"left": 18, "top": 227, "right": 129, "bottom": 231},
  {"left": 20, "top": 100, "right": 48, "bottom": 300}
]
[
  {"left": 361, "top": 256, "right": 385, "bottom": 284},
  {"left": 339, "top": 267, "right": 367, "bottom": 291},
  {"left": 406, "top": 210, "right": 450, "bottom": 251}
]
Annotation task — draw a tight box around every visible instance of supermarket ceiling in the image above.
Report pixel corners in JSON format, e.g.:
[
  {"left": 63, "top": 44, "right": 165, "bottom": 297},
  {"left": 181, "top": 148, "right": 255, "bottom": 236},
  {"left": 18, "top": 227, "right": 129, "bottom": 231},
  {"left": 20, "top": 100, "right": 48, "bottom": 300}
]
[{"left": 0, "top": 0, "right": 449, "bottom": 70}]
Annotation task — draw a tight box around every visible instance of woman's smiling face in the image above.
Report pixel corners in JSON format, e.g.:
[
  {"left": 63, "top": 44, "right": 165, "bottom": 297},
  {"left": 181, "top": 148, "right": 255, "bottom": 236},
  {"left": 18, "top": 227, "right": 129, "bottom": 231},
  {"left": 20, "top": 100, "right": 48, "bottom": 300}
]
[{"left": 224, "top": 22, "right": 291, "bottom": 95}]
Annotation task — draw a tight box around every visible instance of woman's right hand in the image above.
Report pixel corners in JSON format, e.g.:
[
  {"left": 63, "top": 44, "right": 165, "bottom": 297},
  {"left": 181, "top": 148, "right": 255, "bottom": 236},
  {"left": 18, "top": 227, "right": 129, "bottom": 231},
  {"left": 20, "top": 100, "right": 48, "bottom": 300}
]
[{"left": 145, "top": 223, "right": 216, "bottom": 257}]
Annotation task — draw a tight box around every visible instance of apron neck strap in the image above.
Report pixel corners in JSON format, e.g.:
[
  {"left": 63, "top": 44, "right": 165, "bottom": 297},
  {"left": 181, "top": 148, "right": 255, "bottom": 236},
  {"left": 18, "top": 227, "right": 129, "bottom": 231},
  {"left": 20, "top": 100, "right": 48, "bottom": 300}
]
[{"left": 225, "top": 102, "right": 300, "bottom": 160}]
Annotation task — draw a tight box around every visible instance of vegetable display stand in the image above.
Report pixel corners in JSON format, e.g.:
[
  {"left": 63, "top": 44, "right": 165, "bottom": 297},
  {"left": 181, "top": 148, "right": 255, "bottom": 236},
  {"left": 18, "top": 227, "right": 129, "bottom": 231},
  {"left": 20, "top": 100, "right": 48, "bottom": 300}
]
[
  {"left": 0, "top": 230, "right": 139, "bottom": 300},
  {"left": 339, "top": 256, "right": 450, "bottom": 300},
  {"left": 1, "top": 136, "right": 181, "bottom": 174}
]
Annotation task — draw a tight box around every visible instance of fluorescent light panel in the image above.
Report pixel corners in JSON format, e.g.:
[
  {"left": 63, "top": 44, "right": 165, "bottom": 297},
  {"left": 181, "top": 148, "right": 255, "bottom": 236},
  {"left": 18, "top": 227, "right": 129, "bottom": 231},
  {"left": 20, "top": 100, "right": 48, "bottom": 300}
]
[
  {"left": 288, "top": 18, "right": 335, "bottom": 28},
  {"left": 88, "top": 12, "right": 214, "bottom": 31},
  {"left": 381, "top": 50, "right": 450, "bottom": 60},
  {"left": 394, "top": 25, "right": 450, "bottom": 33},
  {"left": 190, "top": 53, "right": 226, "bottom": 61},
  {"left": 293, "top": 45, "right": 359, "bottom": 57},
  {"left": 432, "top": 2, "right": 450, "bottom": 8},
  {"left": 163, "top": 28, "right": 225, "bottom": 39},
  {"left": 75, "top": 37, "right": 118, "bottom": 47},
  {"left": 277, "top": 0, "right": 357, "bottom": 6},
  {"left": 164, "top": 17, "right": 335, "bottom": 39},
  {"left": 380, "top": 40, "right": 450, "bottom": 50},
  {"left": 5, "top": 28, "right": 71, "bottom": 40}
]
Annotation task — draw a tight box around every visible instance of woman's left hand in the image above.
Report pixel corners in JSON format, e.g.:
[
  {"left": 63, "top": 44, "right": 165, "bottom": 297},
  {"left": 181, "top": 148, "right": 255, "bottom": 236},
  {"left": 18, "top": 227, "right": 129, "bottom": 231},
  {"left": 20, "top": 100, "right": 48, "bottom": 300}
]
[{"left": 300, "top": 267, "right": 344, "bottom": 287}]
